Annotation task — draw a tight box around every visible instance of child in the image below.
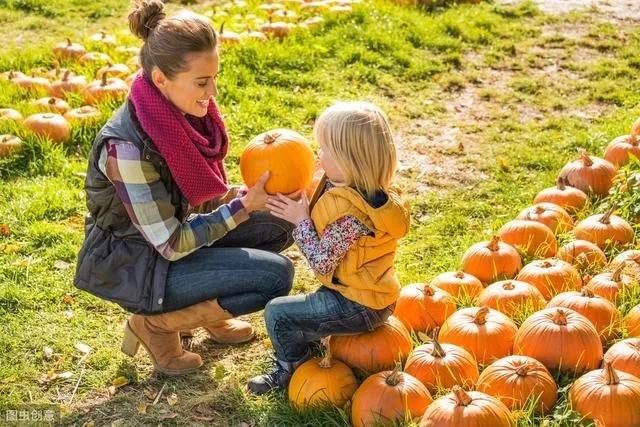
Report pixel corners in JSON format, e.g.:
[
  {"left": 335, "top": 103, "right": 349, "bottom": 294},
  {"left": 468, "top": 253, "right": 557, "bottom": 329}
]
[{"left": 248, "top": 101, "right": 410, "bottom": 394}]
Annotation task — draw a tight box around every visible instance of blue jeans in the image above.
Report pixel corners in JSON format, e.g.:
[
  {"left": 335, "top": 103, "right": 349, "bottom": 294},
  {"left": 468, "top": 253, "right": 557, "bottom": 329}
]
[
  {"left": 161, "top": 212, "right": 295, "bottom": 316},
  {"left": 264, "top": 286, "right": 395, "bottom": 362}
]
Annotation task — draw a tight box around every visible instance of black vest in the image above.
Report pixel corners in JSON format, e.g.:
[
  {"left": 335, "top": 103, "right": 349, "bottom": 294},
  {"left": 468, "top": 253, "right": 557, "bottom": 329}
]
[{"left": 74, "top": 100, "right": 189, "bottom": 313}]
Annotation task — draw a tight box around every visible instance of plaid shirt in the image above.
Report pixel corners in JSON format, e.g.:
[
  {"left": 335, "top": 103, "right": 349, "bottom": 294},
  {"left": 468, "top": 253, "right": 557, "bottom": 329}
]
[{"left": 98, "top": 139, "right": 249, "bottom": 261}]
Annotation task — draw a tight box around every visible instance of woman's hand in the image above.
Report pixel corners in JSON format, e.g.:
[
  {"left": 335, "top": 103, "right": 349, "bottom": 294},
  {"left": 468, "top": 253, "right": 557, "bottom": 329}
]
[
  {"left": 240, "top": 172, "right": 270, "bottom": 213},
  {"left": 266, "top": 192, "right": 310, "bottom": 225}
]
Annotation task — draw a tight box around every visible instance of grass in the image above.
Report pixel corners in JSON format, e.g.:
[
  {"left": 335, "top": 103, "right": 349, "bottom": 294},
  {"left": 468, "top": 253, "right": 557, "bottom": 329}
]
[{"left": 1, "top": 0, "right": 640, "bottom": 425}]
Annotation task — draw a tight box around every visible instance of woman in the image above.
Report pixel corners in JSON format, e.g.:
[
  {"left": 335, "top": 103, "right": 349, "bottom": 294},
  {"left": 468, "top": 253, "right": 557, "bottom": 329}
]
[{"left": 74, "top": 0, "right": 296, "bottom": 376}]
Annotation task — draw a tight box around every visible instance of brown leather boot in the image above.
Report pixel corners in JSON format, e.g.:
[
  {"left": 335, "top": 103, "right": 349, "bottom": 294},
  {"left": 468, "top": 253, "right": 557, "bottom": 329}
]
[
  {"left": 203, "top": 319, "right": 255, "bottom": 344},
  {"left": 121, "top": 299, "right": 231, "bottom": 375}
]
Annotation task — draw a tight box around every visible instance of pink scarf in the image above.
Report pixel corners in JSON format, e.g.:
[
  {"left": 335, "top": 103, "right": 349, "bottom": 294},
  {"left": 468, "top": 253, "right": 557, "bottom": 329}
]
[{"left": 129, "top": 72, "right": 229, "bottom": 206}]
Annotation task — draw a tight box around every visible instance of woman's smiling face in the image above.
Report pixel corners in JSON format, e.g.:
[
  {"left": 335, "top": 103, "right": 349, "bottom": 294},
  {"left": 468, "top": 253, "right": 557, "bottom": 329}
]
[{"left": 151, "top": 48, "right": 219, "bottom": 117}]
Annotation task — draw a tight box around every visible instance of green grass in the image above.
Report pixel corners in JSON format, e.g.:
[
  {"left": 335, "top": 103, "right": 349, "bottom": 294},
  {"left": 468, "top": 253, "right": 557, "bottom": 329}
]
[{"left": 1, "top": 0, "right": 640, "bottom": 425}]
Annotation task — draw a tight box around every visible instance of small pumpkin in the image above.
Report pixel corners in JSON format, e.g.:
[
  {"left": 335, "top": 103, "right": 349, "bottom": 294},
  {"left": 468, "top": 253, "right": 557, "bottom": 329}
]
[
  {"left": 64, "top": 106, "right": 101, "bottom": 124},
  {"left": 609, "top": 250, "right": 640, "bottom": 279},
  {"left": 240, "top": 129, "right": 315, "bottom": 195},
  {"left": 546, "top": 287, "right": 621, "bottom": 343},
  {"left": 419, "top": 386, "right": 514, "bottom": 427},
  {"left": 96, "top": 62, "right": 132, "bottom": 80},
  {"left": 82, "top": 73, "right": 129, "bottom": 105},
  {"left": 393, "top": 284, "right": 455, "bottom": 334},
  {"left": 573, "top": 208, "right": 634, "bottom": 249},
  {"left": 516, "top": 259, "right": 581, "bottom": 300},
  {"left": 514, "top": 307, "right": 603, "bottom": 374},
  {"left": 498, "top": 220, "right": 557, "bottom": 258},
  {"left": 476, "top": 355, "right": 557, "bottom": 413},
  {"left": 625, "top": 305, "right": 640, "bottom": 337},
  {"left": 12, "top": 74, "right": 51, "bottom": 92},
  {"left": 79, "top": 51, "right": 113, "bottom": 65},
  {"left": 604, "top": 338, "right": 640, "bottom": 378},
  {"left": 603, "top": 122, "right": 640, "bottom": 167},
  {"left": 461, "top": 236, "right": 522, "bottom": 284},
  {"left": 0, "top": 134, "right": 22, "bottom": 158},
  {"left": 557, "top": 240, "right": 608, "bottom": 269},
  {"left": 219, "top": 23, "right": 242, "bottom": 45},
  {"left": 260, "top": 20, "right": 291, "bottom": 39},
  {"left": 430, "top": 271, "right": 484, "bottom": 299},
  {"left": 439, "top": 306, "right": 518, "bottom": 365},
  {"left": 330, "top": 316, "right": 412, "bottom": 373},
  {"left": 351, "top": 366, "right": 432, "bottom": 427},
  {"left": 558, "top": 150, "right": 617, "bottom": 197},
  {"left": 0, "top": 108, "right": 23, "bottom": 122},
  {"left": 477, "top": 280, "right": 546, "bottom": 318},
  {"left": 89, "top": 30, "right": 116, "bottom": 45},
  {"left": 586, "top": 264, "right": 633, "bottom": 302},
  {"left": 49, "top": 70, "right": 87, "bottom": 98},
  {"left": 31, "top": 97, "right": 70, "bottom": 115},
  {"left": 533, "top": 177, "right": 588, "bottom": 213},
  {"left": 24, "top": 113, "right": 71, "bottom": 143},
  {"left": 569, "top": 360, "right": 640, "bottom": 427},
  {"left": 240, "top": 27, "right": 268, "bottom": 41},
  {"left": 404, "top": 327, "right": 479, "bottom": 393},
  {"left": 52, "top": 38, "right": 86, "bottom": 59},
  {"left": 516, "top": 202, "right": 573, "bottom": 235},
  {"left": 0, "top": 70, "right": 26, "bottom": 81},
  {"left": 288, "top": 340, "right": 358, "bottom": 410}
]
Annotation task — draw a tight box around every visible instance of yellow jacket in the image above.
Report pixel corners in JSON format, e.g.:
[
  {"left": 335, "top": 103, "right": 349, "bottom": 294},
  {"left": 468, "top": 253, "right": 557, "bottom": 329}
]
[{"left": 310, "top": 186, "right": 410, "bottom": 309}]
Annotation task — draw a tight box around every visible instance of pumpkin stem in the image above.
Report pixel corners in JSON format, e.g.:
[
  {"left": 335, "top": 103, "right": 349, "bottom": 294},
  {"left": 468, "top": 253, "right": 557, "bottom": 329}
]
[
  {"left": 385, "top": 364, "right": 402, "bottom": 386},
  {"left": 423, "top": 284, "right": 435, "bottom": 297},
  {"left": 603, "top": 360, "right": 620, "bottom": 385},
  {"left": 600, "top": 206, "right": 615, "bottom": 225},
  {"left": 581, "top": 273, "right": 592, "bottom": 286},
  {"left": 552, "top": 308, "right": 568, "bottom": 326},
  {"left": 474, "top": 307, "right": 489, "bottom": 325},
  {"left": 541, "top": 260, "right": 553, "bottom": 268},
  {"left": 486, "top": 236, "right": 501, "bottom": 252},
  {"left": 62, "top": 70, "right": 71, "bottom": 81},
  {"left": 581, "top": 287, "right": 595, "bottom": 298},
  {"left": 557, "top": 176, "right": 566, "bottom": 190},
  {"left": 579, "top": 150, "right": 594, "bottom": 167},
  {"left": 452, "top": 385, "right": 473, "bottom": 406},
  {"left": 101, "top": 72, "right": 108, "bottom": 87},
  {"left": 455, "top": 271, "right": 465, "bottom": 279},
  {"left": 431, "top": 327, "right": 447, "bottom": 358},
  {"left": 318, "top": 337, "right": 332, "bottom": 369},
  {"left": 502, "top": 281, "right": 515, "bottom": 291},
  {"left": 48, "top": 97, "right": 57, "bottom": 105},
  {"left": 66, "top": 37, "right": 72, "bottom": 46},
  {"left": 516, "top": 363, "right": 533, "bottom": 377},
  {"left": 612, "top": 262, "right": 626, "bottom": 282},
  {"left": 264, "top": 132, "right": 280, "bottom": 144},
  {"left": 534, "top": 205, "right": 545, "bottom": 215},
  {"left": 220, "top": 22, "right": 226, "bottom": 34}
]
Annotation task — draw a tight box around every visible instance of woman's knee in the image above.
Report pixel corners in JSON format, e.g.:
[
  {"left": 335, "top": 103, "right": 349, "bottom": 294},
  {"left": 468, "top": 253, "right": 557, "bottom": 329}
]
[{"left": 267, "top": 255, "right": 294, "bottom": 298}]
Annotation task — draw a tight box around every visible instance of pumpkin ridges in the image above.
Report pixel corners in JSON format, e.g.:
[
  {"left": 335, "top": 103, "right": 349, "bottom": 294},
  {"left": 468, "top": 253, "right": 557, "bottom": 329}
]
[
  {"left": 559, "top": 150, "right": 617, "bottom": 197},
  {"left": 462, "top": 236, "right": 522, "bottom": 284},
  {"left": 625, "top": 305, "right": 640, "bottom": 337},
  {"left": 604, "top": 338, "right": 640, "bottom": 378},
  {"left": 498, "top": 220, "right": 557, "bottom": 258},
  {"left": 430, "top": 271, "right": 484, "bottom": 298},
  {"left": 477, "top": 280, "right": 546, "bottom": 318},
  {"left": 573, "top": 209, "right": 634, "bottom": 249},
  {"left": 516, "top": 258, "right": 581, "bottom": 300},
  {"left": 393, "top": 284, "right": 455, "bottom": 333}
]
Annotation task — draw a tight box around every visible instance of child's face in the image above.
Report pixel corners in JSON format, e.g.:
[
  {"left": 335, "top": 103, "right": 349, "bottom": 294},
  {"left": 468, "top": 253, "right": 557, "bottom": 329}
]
[
  {"left": 318, "top": 139, "right": 347, "bottom": 185},
  {"left": 152, "top": 49, "right": 219, "bottom": 117}
]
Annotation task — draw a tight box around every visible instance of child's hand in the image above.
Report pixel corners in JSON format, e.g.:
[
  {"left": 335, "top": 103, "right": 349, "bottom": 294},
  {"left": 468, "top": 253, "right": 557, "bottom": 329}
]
[{"left": 266, "top": 192, "right": 310, "bottom": 225}]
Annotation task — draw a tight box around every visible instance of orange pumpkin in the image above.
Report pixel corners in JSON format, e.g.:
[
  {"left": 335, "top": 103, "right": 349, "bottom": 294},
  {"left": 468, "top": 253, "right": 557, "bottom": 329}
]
[
  {"left": 330, "top": 316, "right": 412, "bottom": 373},
  {"left": 12, "top": 74, "right": 51, "bottom": 92},
  {"left": 419, "top": 386, "right": 514, "bottom": 427},
  {"left": 0, "top": 108, "right": 23, "bottom": 122},
  {"left": 604, "top": 338, "right": 640, "bottom": 378},
  {"left": 439, "top": 307, "right": 518, "bottom": 365},
  {"left": 97, "top": 62, "right": 132, "bottom": 79},
  {"left": 82, "top": 74, "right": 129, "bottom": 105},
  {"left": 0, "top": 135, "right": 22, "bottom": 158},
  {"left": 31, "top": 97, "right": 70, "bottom": 115},
  {"left": 533, "top": 177, "right": 588, "bottom": 213},
  {"left": 574, "top": 208, "right": 634, "bottom": 249},
  {"left": 516, "top": 202, "right": 573, "bottom": 235},
  {"left": 24, "top": 113, "right": 70, "bottom": 143},
  {"left": 351, "top": 367, "right": 432, "bottom": 427},
  {"left": 604, "top": 125, "right": 640, "bottom": 167},
  {"left": 609, "top": 250, "right": 640, "bottom": 279},
  {"left": 461, "top": 236, "right": 522, "bottom": 284},
  {"left": 558, "top": 150, "right": 617, "bottom": 197},
  {"left": 49, "top": 70, "right": 87, "bottom": 98},
  {"left": 569, "top": 360, "right": 640, "bottom": 427},
  {"left": 430, "top": 271, "right": 484, "bottom": 299},
  {"left": 516, "top": 259, "right": 581, "bottom": 300},
  {"left": 260, "top": 21, "right": 291, "bottom": 39},
  {"left": 79, "top": 51, "right": 113, "bottom": 65},
  {"left": 52, "top": 38, "right": 86, "bottom": 59},
  {"left": 89, "top": 30, "right": 116, "bottom": 45},
  {"left": 625, "top": 305, "right": 640, "bottom": 337},
  {"left": 219, "top": 23, "right": 241, "bottom": 45},
  {"left": 240, "top": 129, "right": 315, "bottom": 195},
  {"left": 240, "top": 27, "right": 268, "bottom": 41},
  {"left": 64, "top": 106, "right": 101, "bottom": 124},
  {"left": 476, "top": 355, "right": 557, "bottom": 413},
  {"left": 514, "top": 307, "right": 603, "bottom": 374},
  {"left": 546, "top": 287, "right": 621, "bottom": 343},
  {"left": 586, "top": 264, "right": 633, "bottom": 302},
  {"left": 557, "top": 240, "right": 608, "bottom": 269},
  {"left": 394, "top": 284, "right": 455, "bottom": 333},
  {"left": 477, "top": 280, "right": 546, "bottom": 318},
  {"left": 288, "top": 342, "right": 358, "bottom": 410},
  {"left": 498, "top": 220, "right": 557, "bottom": 258},
  {"left": 405, "top": 327, "right": 479, "bottom": 393}
]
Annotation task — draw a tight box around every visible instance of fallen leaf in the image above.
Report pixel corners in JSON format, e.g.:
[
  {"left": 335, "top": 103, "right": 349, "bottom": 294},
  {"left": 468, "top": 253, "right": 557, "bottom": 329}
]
[
  {"left": 43, "top": 346, "right": 54, "bottom": 360},
  {"left": 13, "top": 258, "right": 29, "bottom": 268},
  {"left": 110, "top": 419, "right": 125, "bottom": 427},
  {"left": 62, "top": 294, "right": 75, "bottom": 305},
  {"left": 136, "top": 403, "right": 148, "bottom": 414},
  {"left": 143, "top": 387, "right": 157, "bottom": 400},
  {"left": 2, "top": 243, "right": 20, "bottom": 254},
  {"left": 158, "top": 412, "right": 177, "bottom": 421},
  {"left": 54, "top": 260, "right": 71, "bottom": 270},
  {"left": 0, "top": 224, "right": 11, "bottom": 236},
  {"left": 57, "top": 371, "right": 73, "bottom": 379},
  {"left": 107, "top": 386, "right": 117, "bottom": 396},
  {"left": 214, "top": 364, "right": 226, "bottom": 380},
  {"left": 112, "top": 376, "right": 129, "bottom": 389},
  {"left": 166, "top": 392, "right": 178, "bottom": 406},
  {"left": 75, "top": 342, "right": 92, "bottom": 355},
  {"left": 82, "top": 420, "right": 95, "bottom": 427}
]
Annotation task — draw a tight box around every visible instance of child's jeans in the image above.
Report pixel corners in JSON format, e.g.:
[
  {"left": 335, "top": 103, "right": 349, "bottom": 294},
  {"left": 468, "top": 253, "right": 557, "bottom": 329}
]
[{"left": 264, "top": 286, "right": 395, "bottom": 363}]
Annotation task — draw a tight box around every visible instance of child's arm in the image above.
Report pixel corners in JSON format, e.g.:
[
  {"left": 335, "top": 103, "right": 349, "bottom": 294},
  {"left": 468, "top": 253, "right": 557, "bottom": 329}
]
[{"left": 293, "top": 216, "right": 372, "bottom": 276}]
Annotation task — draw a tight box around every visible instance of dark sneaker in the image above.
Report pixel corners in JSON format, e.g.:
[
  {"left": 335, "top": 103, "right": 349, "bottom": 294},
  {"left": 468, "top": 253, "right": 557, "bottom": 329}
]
[{"left": 247, "top": 358, "right": 295, "bottom": 395}]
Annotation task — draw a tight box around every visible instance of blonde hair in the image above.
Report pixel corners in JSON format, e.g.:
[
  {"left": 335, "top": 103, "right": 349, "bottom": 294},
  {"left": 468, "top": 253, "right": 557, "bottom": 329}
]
[{"left": 314, "top": 101, "right": 397, "bottom": 198}]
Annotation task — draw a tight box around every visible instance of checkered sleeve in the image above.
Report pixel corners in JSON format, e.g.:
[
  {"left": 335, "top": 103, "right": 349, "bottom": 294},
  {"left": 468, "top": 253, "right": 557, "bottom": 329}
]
[{"left": 98, "top": 139, "right": 249, "bottom": 261}]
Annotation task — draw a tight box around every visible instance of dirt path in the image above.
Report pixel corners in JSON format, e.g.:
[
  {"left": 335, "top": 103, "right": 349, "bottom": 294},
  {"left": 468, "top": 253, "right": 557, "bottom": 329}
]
[{"left": 496, "top": 0, "right": 640, "bottom": 20}]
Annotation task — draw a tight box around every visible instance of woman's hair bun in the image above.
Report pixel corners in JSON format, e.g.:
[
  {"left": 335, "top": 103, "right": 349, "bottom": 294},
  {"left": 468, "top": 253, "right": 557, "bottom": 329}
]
[{"left": 128, "top": 0, "right": 166, "bottom": 41}]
